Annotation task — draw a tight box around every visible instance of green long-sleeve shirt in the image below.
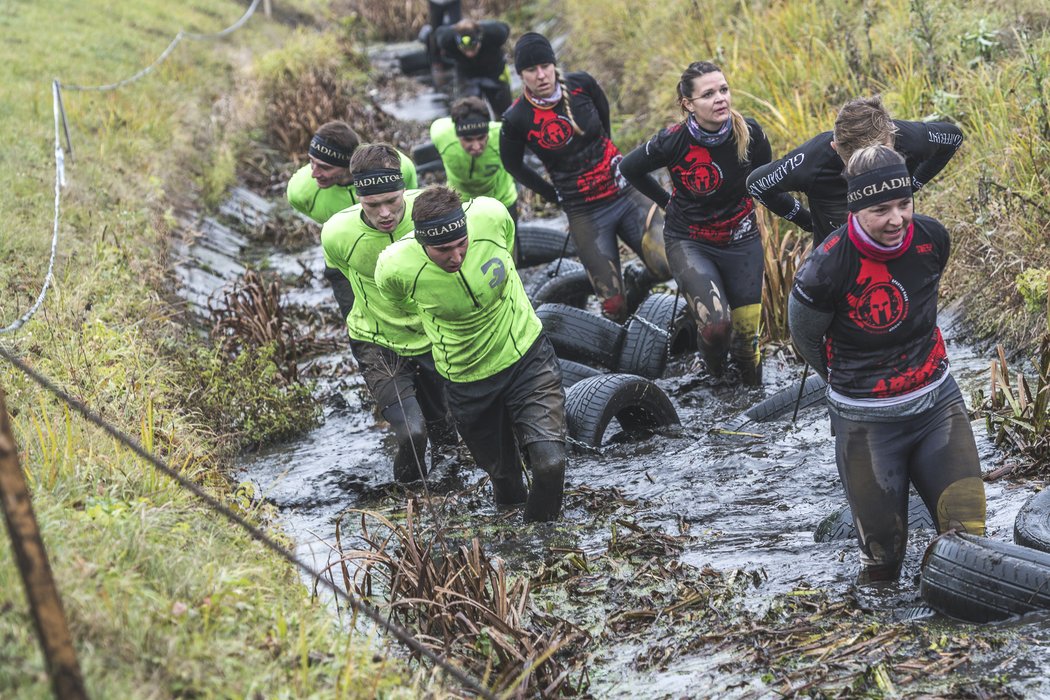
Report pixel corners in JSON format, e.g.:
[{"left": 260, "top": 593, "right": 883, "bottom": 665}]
[
  {"left": 430, "top": 118, "right": 517, "bottom": 208},
  {"left": 287, "top": 150, "right": 418, "bottom": 224},
  {"left": 375, "top": 196, "right": 540, "bottom": 382},
  {"left": 320, "top": 190, "right": 430, "bottom": 356}
]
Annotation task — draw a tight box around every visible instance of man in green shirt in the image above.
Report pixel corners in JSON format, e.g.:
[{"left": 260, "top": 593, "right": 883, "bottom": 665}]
[
  {"left": 430, "top": 97, "right": 518, "bottom": 221},
  {"left": 375, "top": 186, "right": 566, "bottom": 521},
  {"left": 288, "top": 122, "right": 418, "bottom": 318},
  {"left": 321, "top": 145, "right": 453, "bottom": 483}
]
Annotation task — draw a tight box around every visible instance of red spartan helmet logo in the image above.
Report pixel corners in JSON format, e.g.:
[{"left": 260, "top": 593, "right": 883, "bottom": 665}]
[{"left": 856, "top": 282, "right": 907, "bottom": 332}]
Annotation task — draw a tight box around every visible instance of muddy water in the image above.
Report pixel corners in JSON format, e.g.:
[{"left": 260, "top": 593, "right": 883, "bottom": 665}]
[{"left": 171, "top": 56, "right": 1050, "bottom": 697}]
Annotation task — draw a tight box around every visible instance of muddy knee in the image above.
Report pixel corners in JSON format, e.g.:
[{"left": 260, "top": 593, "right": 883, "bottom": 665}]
[{"left": 936, "top": 477, "right": 987, "bottom": 535}]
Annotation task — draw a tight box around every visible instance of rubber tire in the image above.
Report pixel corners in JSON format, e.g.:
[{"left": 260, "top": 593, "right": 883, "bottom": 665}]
[
  {"left": 616, "top": 316, "right": 669, "bottom": 379},
  {"left": 565, "top": 373, "right": 680, "bottom": 449},
  {"left": 536, "top": 303, "right": 625, "bottom": 369},
  {"left": 634, "top": 292, "right": 695, "bottom": 355},
  {"left": 412, "top": 141, "right": 440, "bottom": 166},
  {"left": 415, "top": 160, "right": 444, "bottom": 177},
  {"left": 720, "top": 373, "right": 827, "bottom": 432},
  {"left": 814, "top": 492, "right": 935, "bottom": 543},
  {"left": 1014, "top": 489, "right": 1050, "bottom": 553},
  {"left": 399, "top": 49, "right": 431, "bottom": 76},
  {"left": 517, "top": 222, "right": 577, "bottom": 268},
  {"left": 530, "top": 263, "right": 592, "bottom": 309},
  {"left": 559, "top": 359, "right": 603, "bottom": 389},
  {"left": 920, "top": 532, "right": 1050, "bottom": 623}
]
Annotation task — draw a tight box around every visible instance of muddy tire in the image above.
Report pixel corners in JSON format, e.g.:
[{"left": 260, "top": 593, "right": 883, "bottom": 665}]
[
  {"left": 559, "top": 359, "right": 603, "bottom": 389},
  {"left": 616, "top": 316, "right": 669, "bottom": 379},
  {"left": 530, "top": 261, "right": 592, "bottom": 309},
  {"left": 517, "top": 222, "right": 577, "bottom": 268},
  {"left": 920, "top": 532, "right": 1050, "bottom": 623},
  {"left": 399, "top": 49, "right": 431, "bottom": 76},
  {"left": 412, "top": 141, "right": 440, "bottom": 166},
  {"left": 536, "top": 303, "right": 625, "bottom": 369},
  {"left": 1014, "top": 489, "right": 1050, "bottom": 553},
  {"left": 565, "top": 373, "right": 680, "bottom": 449},
  {"left": 720, "top": 373, "right": 827, "bottom": 432},
  {"left": 814, "top": 493, "right": 935, "bottom": 542},
  {"left": 634, "top": 292, "right": 695, "bottom": 355}
]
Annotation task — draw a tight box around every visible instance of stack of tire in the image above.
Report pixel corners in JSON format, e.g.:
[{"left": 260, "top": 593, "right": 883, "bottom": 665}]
[
  {"left": 919, "top": 489, "right": 1050, "bottom": 623},
  {"left": 536, "top": 296, "right": 690, "bottom": 450}
]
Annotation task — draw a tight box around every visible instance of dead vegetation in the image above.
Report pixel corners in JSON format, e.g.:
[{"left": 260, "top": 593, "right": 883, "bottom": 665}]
[{"left": 760, "top": 210, "right": 811, "bottom": 345}]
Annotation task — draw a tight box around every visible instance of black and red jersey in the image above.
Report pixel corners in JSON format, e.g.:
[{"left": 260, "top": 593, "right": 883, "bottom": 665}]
[
  {"left": 791, "top": 214, "right": 951, "bottom": 399},
  {"left": 746, "top": 120, "right": 964, "bottom": 243},
  {"left": 619, "top": 118, "right": 790, "bottom": 244},
  {"left": 499, "top": 71, "right": 623, "bottom": 210}
]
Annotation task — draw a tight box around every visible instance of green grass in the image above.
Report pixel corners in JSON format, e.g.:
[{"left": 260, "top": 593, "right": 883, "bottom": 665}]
[{"left": 0, "top": 1, "right": 416, "bottom": 697}]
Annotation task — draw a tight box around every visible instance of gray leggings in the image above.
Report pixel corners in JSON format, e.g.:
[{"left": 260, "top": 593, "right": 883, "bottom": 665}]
[
  {"left": 828, "top": 376, "right": 986, "bottom": 582},
  {"left": 565, "top": 191, "right": 647, "bottom": 321}
]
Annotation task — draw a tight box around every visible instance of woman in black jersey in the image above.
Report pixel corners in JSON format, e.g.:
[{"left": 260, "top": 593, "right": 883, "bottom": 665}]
[
  {"left": 747, "top": 95, "right": 964, "bottom": 244},
  {"left": 500, "top": 32, "right": 655, "bottom": 322},
  {"left": 620, "top": 61, "right": 791, "bottom": 384},
  {"left": 789, "top": 144, "right": 985, "bottom": 584}
]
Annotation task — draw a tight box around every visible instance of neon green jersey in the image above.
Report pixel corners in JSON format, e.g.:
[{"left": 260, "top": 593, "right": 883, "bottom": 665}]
[
  {"left": 320, "top": 189, "right": 430, "bottom": 356},
  {"left": 286, "top": 150, "right": 418, "bottom": 225},
  {"left": 375, "top": 197, "right": 540, "bottom": 382},
  {"left": 429, "top": 118, "right": 517, "bottom": 208}
]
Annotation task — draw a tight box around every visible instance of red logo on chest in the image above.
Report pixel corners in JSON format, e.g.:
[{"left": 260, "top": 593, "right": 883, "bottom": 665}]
[
  {"left": 526, "top": 109, "right": 574, "bottom": 150},
  {"left": 670, "top": 144, "right": 723, "bottom": 196}
]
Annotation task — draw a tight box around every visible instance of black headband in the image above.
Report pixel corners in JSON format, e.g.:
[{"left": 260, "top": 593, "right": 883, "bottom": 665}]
[
  {"left": 353, "top": 168, "right": 405, "bottom": 195},
  {"left": 454, "top": 118, "right": 489, "bottom": 137},
  {"left": 846, "top": 164, "right": 912, "bottom": 212},
  {"left": 309, "top": 135, "right": 352, "bottom": 168},
  {"left": 414, "top": 207, "right": 468, "bottom": 246}
]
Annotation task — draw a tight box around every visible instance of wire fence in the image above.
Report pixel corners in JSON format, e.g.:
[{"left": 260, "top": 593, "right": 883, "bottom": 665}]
[{"left": 2, "top": 2, "right": 497, "bottom": 696}]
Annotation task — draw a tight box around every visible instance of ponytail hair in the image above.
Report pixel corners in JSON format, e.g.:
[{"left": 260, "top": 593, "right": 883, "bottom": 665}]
[
  {"left": 677, "top": 61, "right": 750, "bottom": 163},
  {"left": 555, "top": 68, "right": 585, "bottom": 137}
]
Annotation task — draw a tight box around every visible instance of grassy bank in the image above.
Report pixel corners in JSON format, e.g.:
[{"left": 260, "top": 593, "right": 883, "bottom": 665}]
[
  {"left": 552, "top": 0, "right": 1050, "bottom": 355},
  {"left": 0, "top": 1, "right": 414, "bottom": 697}
]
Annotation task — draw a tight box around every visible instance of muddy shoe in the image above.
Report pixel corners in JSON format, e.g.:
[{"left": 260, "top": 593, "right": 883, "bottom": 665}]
[{"left": 623, "top": 261, "right": 655, "bottom": 315}]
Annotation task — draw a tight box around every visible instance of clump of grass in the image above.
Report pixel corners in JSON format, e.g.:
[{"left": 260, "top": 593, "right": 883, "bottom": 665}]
[
  {"left": 759, "top": 211, "right": 811, "bottom": 344},
  {"left": 971, "top": 340, "right": 1050, "bottom": 479},
  {"left": 336, "top": 501, "right": 589, "bottom": 697}
]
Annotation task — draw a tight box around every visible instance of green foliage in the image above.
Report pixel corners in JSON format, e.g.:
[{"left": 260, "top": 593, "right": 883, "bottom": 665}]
[
  {"left": 176, "top": 340, "right": 321, "bottom": 452},
  {"left": 1016, "top": 268, "right": 1050, "bottom": 313}
]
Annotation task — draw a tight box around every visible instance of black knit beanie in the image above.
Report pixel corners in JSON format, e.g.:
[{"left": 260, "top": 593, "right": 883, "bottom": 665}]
[{"left": 514, "top": 32, "right": 556, "bottom": 73}]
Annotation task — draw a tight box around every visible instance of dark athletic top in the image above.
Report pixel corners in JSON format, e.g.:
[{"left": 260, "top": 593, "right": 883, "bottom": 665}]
[
  {"left": 500, "top": 71, "right": 624, "bottom": 211},
  {"left": 434, "top": 20, "right": 510, "bottom": 81},
  {"left": 746, "top": 120, "right": 964, "bottom": 243},
  {"left": 791, "top": 214, "right": 950, "bottom": 400},
  {"left": 620, "top": 118, "right": 792, "bottom": 245}
]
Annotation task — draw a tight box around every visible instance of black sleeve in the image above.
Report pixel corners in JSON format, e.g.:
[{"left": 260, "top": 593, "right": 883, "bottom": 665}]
[
  {"left": 323, "top": 265, "right": 356, "bottom": 321},
  {"left": 499, "top": 122, "right": 559, "bottom": 202},
  {"left": 434, "top": 25, "right": 457, "bottom": 54},
  {"left": 618, "top": 139, "right": 671, "bottom": 208},
  {"left": 746, "top": 120, "right": 773, "bottom": 168},
  {"left": 746, "top": 145, "right": 815, "bottom": 233},
  {"left": 579, "top": 72, "right": 612, "bottom": 137},
  {"left": 788, "top": 294, "right": 832, "bottom": 380},
  {"left": 900, "top": 121, "right": 964, "bottom": 192},
  {"left": 483, "top": 20, "right": 510, "bottom": 46}
]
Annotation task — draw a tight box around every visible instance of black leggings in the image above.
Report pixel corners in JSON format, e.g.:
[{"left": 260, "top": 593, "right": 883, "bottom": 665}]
[
  {"left": 664, "top": 226, "right": 763, "bottom": 380},
  {"left": 829, "top": 377, "right": 987, "bottom": 582},
  {"left": 565, "top": 191, "right": 648, "bottom": 322}
]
